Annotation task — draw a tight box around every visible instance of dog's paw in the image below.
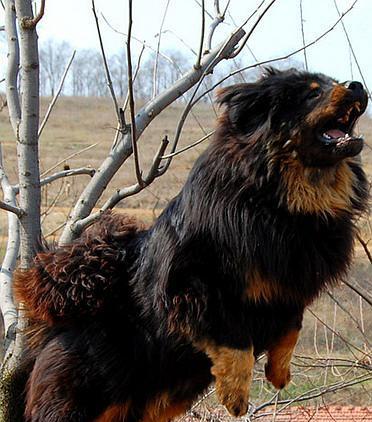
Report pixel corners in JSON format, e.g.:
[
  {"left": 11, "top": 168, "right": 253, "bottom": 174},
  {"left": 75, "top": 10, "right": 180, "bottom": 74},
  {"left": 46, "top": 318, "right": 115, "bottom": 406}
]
[
  {"left": 265, "top": 363, "right": 291, "bottom": 389},
  {"left": 215, "top": 381, "right": 249, "bottom": 417}
]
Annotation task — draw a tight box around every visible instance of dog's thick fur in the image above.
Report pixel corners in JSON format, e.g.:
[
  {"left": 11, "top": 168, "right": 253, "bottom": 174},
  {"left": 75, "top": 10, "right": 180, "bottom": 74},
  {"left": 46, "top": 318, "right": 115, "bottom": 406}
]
[{"left": 15, "top": 69, "right": 369, "bottom": 421}]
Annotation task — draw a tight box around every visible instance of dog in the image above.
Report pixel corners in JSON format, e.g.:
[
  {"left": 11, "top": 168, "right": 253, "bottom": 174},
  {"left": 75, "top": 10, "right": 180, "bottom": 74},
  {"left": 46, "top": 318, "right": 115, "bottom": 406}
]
[{"left": 15, "top": 68, "right": 369, "bottom": 421}]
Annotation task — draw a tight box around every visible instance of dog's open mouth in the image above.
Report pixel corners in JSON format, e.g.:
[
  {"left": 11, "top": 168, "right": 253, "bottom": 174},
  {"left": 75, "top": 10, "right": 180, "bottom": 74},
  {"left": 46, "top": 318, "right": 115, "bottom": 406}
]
[{"left": 317, "top": 103, "right": 364, "bottom": 155}]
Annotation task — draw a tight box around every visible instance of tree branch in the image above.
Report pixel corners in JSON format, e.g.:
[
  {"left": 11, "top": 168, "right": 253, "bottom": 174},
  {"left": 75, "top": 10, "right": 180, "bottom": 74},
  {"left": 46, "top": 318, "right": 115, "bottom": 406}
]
[
  {"left": 0, "top": 144, "right": 20, "bottom": 359},
  {"left": 193, "top": 0, "right": 360, "bottom": 106},
  {"left": 40, "top": 167, "right": 95, "bottom": 187},
  {"left": 38, "top": 50, "right": 76, "bottom": 138},
  {"left": 356, "top": 233, "right": 372, "bottom": 265},
  {"left": 126, "top": 0, "right": 143, "bottom": 187},
  {"left": 92, "top": 0, "right": 126, "bottom": 131},
  {"left": 194, "top": 0, "right": 205, "bottom": 68},
  {"left": 20, "top": 0, "right": 45, "bottom": 29},
  {"left": 40, "top": 143, "right": 98, "bottom": 177},
  {"left": 299, "top": 0, "right": 308, "bottom": 70},
  {"left": 74, "top": 136, "right": 169, "bottom": 230},
  {"left": 4, "top": 0, "right": 21, "bottom": 135},
  {"left": 230, "top": 0, "right": 278, "bottom": 58},
  {"left": 0, "top": 200, "right": 23, "bottom": 217},
  {"left": 152, "top": 0, "right": 171, "bottom": 98},
  {"left": 59, "top": 28, "right": 245, "bottom": 244}
]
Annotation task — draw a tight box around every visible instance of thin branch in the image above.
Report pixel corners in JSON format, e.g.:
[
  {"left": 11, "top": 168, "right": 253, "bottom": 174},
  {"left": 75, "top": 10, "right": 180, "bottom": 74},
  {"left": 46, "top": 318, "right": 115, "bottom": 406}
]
[
  {"left": 152, "top": 0, "right": 171, "bottom": 98},
  {"left": 195, "top": 0, "right": 205, "bottom": 69},
  {"left": 332, "top": 0, "right": 371, "bottom": 101},
  {"left": 20, "top": 0, "right": 45, "bottom": 29},
  {"left": 45, "top": 221, "right": 66, "bottom": 239},
  {"left": 230, "top": 0, "right": 279, "bottom": 58},
  {"left": 0, "top": 200, "right": 23, "bottom": 217},
  {"left": 194, "top": 0, "right": 360, "bottom": 106},
  {"left": 299, "top": 0, "right": 308, "bottom": 70},
  {"left": 101, "top": 13, "right": 182, "bottom": 68},
  {"left": 356, "top": 233, "right": 372, "bottom": 264},
  {"left": 121, "top": 43, "right": 145, "bottom": 122},
  {"left": 92, "top": 0, "right": 126, "bottom": 131},
  {"left": 308, "top": 308, "right": 367, "bottom": 357},
  {"left": 343, "top": 279, "right": 372, "bottom": 307},
  {"left": 39, "top": 168, "right": 95, "bottom": 188},
  {"left": 206, "top": 0, "right": 226, "bottom": 52},
  {"left": 74, "top": 136, "right": 169, "bottom": 230},
  {"left": 161, "top": 130, "right": 215, "bottom": 159},
  {"left": 38, "top": 50, "right": 76, "bottom": 138},
  {"left": 126, "top": 0, "right": 143, "bottom": 187},
  {"left": 40, "top": 143, "right": 98, "bottom": 177}
]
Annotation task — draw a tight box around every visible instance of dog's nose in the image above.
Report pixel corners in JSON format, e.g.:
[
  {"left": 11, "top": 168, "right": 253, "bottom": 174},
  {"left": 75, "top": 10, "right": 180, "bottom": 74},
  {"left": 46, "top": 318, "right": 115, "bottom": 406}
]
[{"left": 344, "top": 80, "right": 364, "bottom": 94}]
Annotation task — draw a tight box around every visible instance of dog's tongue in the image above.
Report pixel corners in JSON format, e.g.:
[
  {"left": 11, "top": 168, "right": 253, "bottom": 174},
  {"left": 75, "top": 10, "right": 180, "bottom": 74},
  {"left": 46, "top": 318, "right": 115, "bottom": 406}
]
[{"left": 325, "top": 129, "right": 345, "bottom": 139}]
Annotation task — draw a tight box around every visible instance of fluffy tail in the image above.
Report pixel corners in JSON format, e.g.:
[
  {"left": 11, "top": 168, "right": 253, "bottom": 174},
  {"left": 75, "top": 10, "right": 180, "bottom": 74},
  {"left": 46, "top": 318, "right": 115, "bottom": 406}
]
[{"left": 14, "top": 212, "right": 144, "bottom": 324}]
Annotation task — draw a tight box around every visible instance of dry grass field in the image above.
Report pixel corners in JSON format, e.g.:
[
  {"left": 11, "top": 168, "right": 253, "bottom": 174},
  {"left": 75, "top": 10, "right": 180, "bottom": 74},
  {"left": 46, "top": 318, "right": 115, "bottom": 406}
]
[{"left": 0, "top": 96, "right": 371, "bottom": 412}]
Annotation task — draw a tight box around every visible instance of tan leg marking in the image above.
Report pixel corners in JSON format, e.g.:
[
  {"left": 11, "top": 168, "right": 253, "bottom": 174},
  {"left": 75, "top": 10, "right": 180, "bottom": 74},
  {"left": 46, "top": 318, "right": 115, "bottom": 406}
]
[
  {"left": 265, "top": 329, "right": 299, "bottom": 389},
  {"left": 201, "top": 342, "right": 254, "bottom": 417},
  {"left": 141, "top": 393, "right": 191, "bottom": 422},
  {"left": 94, "top": 402, "right": 130, "bottom": 422}
]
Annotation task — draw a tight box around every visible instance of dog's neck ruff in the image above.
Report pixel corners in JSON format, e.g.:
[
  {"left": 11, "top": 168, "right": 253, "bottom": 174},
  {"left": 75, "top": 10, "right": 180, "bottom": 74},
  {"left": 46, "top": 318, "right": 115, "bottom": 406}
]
[{"left": 278, "top": 158, "right": 357, "bottom": 217}]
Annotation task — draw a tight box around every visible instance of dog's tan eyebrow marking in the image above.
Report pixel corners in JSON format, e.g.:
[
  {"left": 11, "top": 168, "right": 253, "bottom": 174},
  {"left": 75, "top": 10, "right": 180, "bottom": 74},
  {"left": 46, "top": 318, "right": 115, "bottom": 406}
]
[{"left": 310, "top": 82, "right": 320, "bottom": 90}]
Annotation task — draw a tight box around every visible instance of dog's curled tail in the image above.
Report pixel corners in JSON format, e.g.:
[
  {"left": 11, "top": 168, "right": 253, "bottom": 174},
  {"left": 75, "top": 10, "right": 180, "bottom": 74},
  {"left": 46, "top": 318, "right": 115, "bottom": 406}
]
[{"left": 14, "top": 212, "right": 144, "bottom": 324}]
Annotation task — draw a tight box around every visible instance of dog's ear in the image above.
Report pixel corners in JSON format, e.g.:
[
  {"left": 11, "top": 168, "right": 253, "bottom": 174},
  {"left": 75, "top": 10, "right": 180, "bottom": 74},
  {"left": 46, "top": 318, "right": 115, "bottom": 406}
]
[{"left": 216, "top": 83, "right": 272, "bottom": 134}]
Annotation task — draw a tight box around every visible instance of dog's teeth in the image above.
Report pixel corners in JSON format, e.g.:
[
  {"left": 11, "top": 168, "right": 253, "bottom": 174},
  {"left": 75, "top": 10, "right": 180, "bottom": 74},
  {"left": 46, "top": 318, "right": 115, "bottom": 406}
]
[
  {"left": 283, "top": 139, "right": 292, "bottom": 148},
  {"left": 291, "top": 151, "right": 298, "bottom": 158},
  {"left": 323, "top": 133, "right": 332, "bottom": 140}
]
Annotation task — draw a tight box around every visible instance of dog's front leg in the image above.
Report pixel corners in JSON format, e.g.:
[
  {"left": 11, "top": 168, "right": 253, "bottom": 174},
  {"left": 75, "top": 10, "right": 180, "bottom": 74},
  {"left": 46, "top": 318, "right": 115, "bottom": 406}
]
[
  {"left": 265, "top": 329, "right": 299, "bottom": 389},
  {"left": 199, "top": 342, "right": 254, "bottom": 417}
]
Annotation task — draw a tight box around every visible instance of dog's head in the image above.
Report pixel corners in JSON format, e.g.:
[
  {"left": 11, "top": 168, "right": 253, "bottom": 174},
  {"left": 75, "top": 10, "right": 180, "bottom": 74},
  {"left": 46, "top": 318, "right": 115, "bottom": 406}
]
[{"left": 217, "top": 68, "right": 368, "bottom": 167}]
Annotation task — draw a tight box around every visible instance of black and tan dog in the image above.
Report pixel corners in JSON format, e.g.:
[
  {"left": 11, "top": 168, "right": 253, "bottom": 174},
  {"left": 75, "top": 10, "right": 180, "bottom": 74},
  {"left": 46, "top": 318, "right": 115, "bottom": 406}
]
[{"left": 15, "top": 69, "right": 369, "bottom": 421}]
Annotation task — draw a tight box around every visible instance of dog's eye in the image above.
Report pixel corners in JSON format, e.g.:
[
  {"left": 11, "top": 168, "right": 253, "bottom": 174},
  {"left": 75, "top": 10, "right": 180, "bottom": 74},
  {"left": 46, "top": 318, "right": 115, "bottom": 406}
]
[{"left": 306, "top": 88, "right": 322, "bottom": 100}]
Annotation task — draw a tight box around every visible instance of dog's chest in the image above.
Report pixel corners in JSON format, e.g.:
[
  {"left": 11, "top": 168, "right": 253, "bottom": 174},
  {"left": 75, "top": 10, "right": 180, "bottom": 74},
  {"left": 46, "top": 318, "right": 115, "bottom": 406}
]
[{"left": 242, "top": 211, "right": 354, "bottom": 305}]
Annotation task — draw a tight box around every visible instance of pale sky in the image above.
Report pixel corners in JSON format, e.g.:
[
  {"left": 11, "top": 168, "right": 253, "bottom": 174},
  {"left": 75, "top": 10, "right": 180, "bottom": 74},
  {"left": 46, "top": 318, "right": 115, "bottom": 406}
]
[{"left": 1, "top": 0, "right": 372, "bottom": 90}]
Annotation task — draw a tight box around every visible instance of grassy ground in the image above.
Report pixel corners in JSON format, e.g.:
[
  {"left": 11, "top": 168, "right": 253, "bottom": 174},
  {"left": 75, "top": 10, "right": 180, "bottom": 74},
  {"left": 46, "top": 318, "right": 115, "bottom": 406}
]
[{"left": 0, "top": 97, "right": 371, "bottom": 410}]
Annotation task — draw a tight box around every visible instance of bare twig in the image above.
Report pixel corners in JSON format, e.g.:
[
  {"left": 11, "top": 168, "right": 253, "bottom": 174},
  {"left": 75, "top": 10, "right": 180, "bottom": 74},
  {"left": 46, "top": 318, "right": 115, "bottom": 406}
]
[
  {"left": 194, "top": 0, "right": 360, "bottom": 106},
  {"left": 161, "top": 130, "right": 215, "bottom": 159},
  {"left": 126, "top": 0, "right": 143, "bottom": 187},
  {"left": 230, "top": 0, "right": 279, "bottom": 58},
  {"left": 74, "top": 136, "right": 169, "bottom": 230},
  {"left": 39, "top": 168, "right": 95, "bottom": 188},
  {"left": 92, "top": 0, "right": 126, "bottom": 132},
  {"left": 343, "top": 279, "right": 372, "bottom": 307},
  {"left": 206, "top": 0, "right": 231, "bottom": 52},
  {"left": 308, "top": 308, "right": 367, "bottom": 357},
  {"left": 4, "top": 0, "right": 21, "bottom": 135},
  {"left": 300, "top": 0, "right": 308, "bottom": 70},
  {"left": 121, "top": 43, "right": 145, "bottom": 121},
  {"left": 333, "top": 0, "right": 371, "bottom": 100},
  {"left": 38, "top": 50, "right": 76, "bottom": 138},
  {"left": 153, "top": 0, "right": 171, "bottom": 98},
  {"left": 20, "top": 0, "right": 45, "bottom": 29},
  {"left": 356, "top": 233, "right": 372, "bottom": 264},
  {"left": 195, "top": 0, "right": 205, "bottom": 69},
  {"left": 40, "top": 143, "right": 98, "bottom": 177},
  {"left": 0, "top": 200, "right": 23, "bottom": 217}
]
